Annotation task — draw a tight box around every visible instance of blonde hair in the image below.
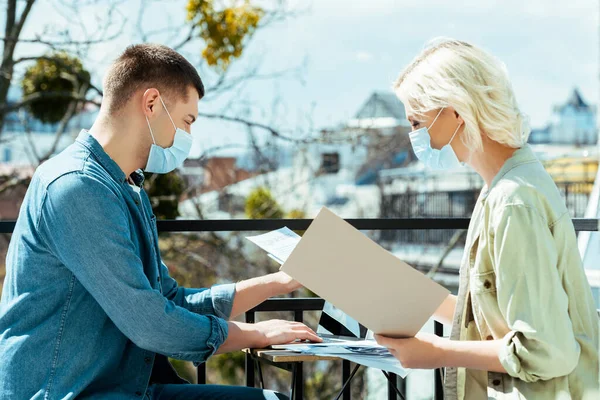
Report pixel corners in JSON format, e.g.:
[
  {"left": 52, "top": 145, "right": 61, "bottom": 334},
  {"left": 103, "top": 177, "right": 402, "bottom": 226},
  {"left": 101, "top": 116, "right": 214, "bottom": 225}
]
[{"left": 394, "top": 38, "right": 530, "bottom": 151}]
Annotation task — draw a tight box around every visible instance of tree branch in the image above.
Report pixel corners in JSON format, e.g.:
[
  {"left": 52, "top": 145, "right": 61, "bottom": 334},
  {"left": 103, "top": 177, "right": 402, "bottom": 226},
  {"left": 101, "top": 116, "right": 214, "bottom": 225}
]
[
  {"left": 0, "top": 28, "right": 123, "bottom": 48},
  {"left": 38, "top": 84, "right": 86, "bottom": 163},
  {"left": 0, "top": 91, "right": 100, "bottom": 114},
  {"left": 12, "top": 55, "right": 104, "bottom": 96},
  {"left": 12, "top": 0, "right": 36, "bottom": 41},
  {"left": 197, "top": 112, "right": 315, "bottom": 144},
  {"left": 5, "top": 0, "right": 16, "bottom": 40},
  {"left": 0, "top": 175, "right": 31, "bottom": 195}
]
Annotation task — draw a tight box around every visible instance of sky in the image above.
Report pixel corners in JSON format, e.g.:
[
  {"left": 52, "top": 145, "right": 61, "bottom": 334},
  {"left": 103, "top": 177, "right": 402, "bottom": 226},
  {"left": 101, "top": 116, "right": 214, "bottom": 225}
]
[{"left": 8, "top": 0, "right": 599, "bottom": 157}]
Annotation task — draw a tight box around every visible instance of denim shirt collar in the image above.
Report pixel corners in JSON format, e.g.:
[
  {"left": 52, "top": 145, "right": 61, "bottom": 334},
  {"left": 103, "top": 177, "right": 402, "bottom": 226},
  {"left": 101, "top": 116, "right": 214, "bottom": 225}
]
[{"left": 75, "top": 130, "right": 145, "bottom": 187}]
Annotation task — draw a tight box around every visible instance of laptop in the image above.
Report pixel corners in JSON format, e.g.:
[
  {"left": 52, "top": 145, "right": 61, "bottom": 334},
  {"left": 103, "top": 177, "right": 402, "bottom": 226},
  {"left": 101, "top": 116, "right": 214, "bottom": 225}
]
[{"left": 270, "top": 301, "right": 370, "bottom": 349}]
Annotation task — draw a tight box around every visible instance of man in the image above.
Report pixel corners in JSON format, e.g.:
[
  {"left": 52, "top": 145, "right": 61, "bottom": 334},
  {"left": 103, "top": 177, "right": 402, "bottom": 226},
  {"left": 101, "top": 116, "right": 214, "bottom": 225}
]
[{"left": 0, "top": 44, "right": 321, "bottom": 399}]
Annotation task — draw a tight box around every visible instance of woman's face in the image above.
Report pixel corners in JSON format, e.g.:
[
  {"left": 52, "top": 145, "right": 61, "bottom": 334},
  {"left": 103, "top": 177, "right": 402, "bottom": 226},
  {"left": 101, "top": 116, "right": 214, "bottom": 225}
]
[{"left": 406, "top": 107, "right": 463, "bottom": 151}]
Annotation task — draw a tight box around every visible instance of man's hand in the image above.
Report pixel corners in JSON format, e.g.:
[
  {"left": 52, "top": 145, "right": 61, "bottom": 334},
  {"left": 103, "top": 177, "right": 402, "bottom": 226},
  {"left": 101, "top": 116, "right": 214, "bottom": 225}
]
[
  {"left": 374, "top": 333, "right": 445, "bottom": 369},
  {"left": 254, "top": 319, "right": 322, "bottom": 348},
  {"left": 216, "top": 320, "right": 323, "bottom": 354}
]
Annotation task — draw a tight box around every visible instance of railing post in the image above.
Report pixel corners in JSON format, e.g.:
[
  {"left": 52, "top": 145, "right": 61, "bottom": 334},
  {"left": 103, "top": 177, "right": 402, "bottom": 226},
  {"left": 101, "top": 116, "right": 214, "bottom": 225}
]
[
  {"left": 294, "top": 310, "right": 304, "bottom": 400},
  {"left": 434, "top": 321, "right": 444, "bottom": 400},
  {"left": 342, "top": 360, "right": 352, "bottom": 400},
  {"left": 196, "top": 362, "right": 206, "bottom": 385},
  {"left": 387, "top": 373, "right": 398, "bottom": 400},
  {"left": 245, "top": 310, "right": 256, "bottom": 388}
]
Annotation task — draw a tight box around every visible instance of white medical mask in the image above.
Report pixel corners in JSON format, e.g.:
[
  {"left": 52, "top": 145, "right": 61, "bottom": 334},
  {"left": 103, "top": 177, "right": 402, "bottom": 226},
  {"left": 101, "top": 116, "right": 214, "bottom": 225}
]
[
  {"left": 144, "top": 96, "right": 193, "bottom": 174},
  {"left": 409, "top": 108, "right": 462, "bottom": 170}
]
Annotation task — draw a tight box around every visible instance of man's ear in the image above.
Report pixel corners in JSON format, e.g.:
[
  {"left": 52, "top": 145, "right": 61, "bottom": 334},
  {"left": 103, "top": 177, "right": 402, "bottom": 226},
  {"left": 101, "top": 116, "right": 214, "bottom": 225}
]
[{"left": 142, "top": 88, "right": 161, "bottom": 117}]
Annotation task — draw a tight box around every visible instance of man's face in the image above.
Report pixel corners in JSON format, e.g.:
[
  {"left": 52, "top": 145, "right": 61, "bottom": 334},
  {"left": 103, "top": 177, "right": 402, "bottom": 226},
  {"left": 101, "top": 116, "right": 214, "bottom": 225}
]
[{"left": 152, "top": 86, "right": 199, "bottom": 148}]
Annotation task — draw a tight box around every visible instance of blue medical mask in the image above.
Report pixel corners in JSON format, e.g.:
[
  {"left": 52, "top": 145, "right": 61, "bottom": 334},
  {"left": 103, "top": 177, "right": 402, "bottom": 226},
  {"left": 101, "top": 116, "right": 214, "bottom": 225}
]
[
  {"left": 409, "top": 108, "right": 462, "bottom": 170},
  {"left": 145, "top": 96, "right": 193, "bottom": 174}
]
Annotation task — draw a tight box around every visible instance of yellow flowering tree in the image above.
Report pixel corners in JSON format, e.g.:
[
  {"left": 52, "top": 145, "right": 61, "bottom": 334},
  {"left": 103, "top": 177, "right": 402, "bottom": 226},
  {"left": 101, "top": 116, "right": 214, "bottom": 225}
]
[{"left": 186, "top": 0, "right": 264, "bottom": 70}]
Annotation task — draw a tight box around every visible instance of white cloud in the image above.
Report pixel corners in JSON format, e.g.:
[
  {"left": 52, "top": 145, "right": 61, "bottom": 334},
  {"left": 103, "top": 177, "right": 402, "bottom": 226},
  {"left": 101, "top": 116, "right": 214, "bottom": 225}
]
[{"left": 355, "top": 51, "right": 374, "bottom": 62}]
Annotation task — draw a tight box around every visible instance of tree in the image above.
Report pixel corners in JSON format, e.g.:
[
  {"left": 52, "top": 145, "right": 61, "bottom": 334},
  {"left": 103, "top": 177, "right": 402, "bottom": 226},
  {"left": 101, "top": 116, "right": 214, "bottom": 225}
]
[
  {"left": 144, "top": 171, "right": 186, "bottom": 220},
  {"left": 245, "top": 186, "right": 284, "bottom": 219},
  {"left": 21, "top": 52, "right": 90, "bottom": 123},
  {"left": 186, "top": 0, "right": 264, "bottom": 70}
]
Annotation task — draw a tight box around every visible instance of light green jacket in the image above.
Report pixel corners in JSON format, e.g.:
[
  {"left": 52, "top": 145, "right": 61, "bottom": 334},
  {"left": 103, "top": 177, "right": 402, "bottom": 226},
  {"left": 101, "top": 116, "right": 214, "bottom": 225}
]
[{"left": 444, "top": 145, "right": 599, "bottom": 400}]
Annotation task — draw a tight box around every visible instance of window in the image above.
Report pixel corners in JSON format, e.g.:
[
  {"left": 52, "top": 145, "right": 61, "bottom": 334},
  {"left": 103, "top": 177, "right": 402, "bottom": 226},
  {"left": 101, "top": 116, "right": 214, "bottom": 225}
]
[{"left": 321, "top": 152, "right": 340, "bottom": 174}]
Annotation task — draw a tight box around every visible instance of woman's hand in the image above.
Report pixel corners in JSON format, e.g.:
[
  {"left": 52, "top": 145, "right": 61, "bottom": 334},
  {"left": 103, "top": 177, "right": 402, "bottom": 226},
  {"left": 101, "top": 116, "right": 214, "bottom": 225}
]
[{"left": 374, "top": 333, "right": 447, "bottom": 369}]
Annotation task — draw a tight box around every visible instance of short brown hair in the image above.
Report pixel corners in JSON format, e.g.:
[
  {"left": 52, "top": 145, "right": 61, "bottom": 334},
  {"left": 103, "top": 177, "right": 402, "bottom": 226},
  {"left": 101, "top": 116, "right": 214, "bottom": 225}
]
[{"left": 103, "top": 43, "right": 204, "bottom": 113}]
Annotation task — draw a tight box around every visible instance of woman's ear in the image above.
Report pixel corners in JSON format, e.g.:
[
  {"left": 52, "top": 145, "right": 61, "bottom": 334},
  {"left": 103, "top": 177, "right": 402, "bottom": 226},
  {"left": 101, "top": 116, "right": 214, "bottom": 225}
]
[{"left": 454, "top": 110, "right": 464, "bottom": 126}]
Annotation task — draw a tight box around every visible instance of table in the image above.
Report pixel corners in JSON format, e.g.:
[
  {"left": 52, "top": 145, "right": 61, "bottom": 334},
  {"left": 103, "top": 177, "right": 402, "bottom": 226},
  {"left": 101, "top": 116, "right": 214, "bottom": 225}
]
[{"left": 244, "top": 348, "right": 406, "bottom": 400}]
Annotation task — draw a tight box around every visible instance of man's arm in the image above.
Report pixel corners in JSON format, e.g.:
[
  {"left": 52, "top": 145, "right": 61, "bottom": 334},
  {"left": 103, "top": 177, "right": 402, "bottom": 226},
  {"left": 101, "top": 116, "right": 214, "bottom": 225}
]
[
  {"left": 229, "top": 271, "right": 300, "bottom": 319},
  {"left": 159, "top": 260, "right": 236, "bottom": 320},
  {"left": 160, "top": 261, "right": 299, "bottom": 321},
  {"left": 41, "top": 174, "right": 229, "bottom": 363}
]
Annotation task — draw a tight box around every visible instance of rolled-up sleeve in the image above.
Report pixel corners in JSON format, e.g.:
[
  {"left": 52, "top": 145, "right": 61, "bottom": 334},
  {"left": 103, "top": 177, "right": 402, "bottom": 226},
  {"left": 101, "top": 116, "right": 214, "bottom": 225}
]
[
  {"left": 39, "top": 173, "right": 228, "bottom": 363},
  {"left": 492, "top": 205, "right": 580, "bottom": 382},
  {"left": 160, "top": 261, "right": 236, "bottom": 320}
]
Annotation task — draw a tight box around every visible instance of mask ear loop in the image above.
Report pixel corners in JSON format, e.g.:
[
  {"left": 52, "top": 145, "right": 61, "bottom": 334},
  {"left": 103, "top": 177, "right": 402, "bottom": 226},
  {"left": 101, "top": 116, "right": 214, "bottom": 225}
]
[
  {"left": 428, "top": 107, "right": 445, "bottom": 130},
  {"left": 159, "top": 96, "right": 177, "bottom": 131},
  {"left": 448, "top": 121, "right": 462, "bottom": 145},
  {"left": 145, "top": 115, "right": 157, "bottom": 145}
]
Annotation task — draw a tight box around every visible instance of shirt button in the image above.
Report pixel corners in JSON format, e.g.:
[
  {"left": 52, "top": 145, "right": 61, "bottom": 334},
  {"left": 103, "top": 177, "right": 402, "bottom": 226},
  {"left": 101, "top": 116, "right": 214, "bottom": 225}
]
[
  {"left": 492, "top": 379, "right": 501, "bottom": 386},
  {"left": 145, "top": 356, "right": 152, "bottom": 364},
  {"left": 483, "top": 280, "right": 492, "bottom": 289}
]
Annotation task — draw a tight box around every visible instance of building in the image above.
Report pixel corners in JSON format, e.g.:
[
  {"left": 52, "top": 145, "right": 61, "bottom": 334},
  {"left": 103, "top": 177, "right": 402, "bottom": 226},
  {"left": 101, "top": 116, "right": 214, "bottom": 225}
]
[
  {"left": 180, "top": 91, "right": 413, "bottom": 220},
  {"left": 179, "top": 157, "right": 254, "bottom": 193},
  {"left": 530, "top": 88, "right": 597, "bottom": 145}
]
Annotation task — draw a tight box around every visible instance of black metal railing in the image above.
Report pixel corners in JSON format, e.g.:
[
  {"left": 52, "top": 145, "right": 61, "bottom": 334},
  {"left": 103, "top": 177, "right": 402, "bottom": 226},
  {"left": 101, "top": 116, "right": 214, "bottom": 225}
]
[{"left": 1, "top": 217, "right": 598, "bottom": 400}]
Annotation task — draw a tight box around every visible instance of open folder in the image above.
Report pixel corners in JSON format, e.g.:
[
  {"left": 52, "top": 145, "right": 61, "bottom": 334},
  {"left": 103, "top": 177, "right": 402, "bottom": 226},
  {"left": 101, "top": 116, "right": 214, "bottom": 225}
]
[{"left": 263, "top": 207, "right": 449, "bottom": 338}]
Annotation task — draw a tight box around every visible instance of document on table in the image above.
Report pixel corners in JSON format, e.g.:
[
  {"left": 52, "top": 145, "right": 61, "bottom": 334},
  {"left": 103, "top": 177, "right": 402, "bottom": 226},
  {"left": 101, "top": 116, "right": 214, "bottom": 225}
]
[{"left": 273, "top": 340, "right": 409, "bottom": 378}]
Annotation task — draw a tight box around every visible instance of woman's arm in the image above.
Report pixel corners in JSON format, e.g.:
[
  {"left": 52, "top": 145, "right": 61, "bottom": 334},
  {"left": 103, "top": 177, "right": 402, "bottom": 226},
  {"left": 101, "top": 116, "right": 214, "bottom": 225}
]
[{"left": 433, "top": 294, "right": 457, "bottom": 325}]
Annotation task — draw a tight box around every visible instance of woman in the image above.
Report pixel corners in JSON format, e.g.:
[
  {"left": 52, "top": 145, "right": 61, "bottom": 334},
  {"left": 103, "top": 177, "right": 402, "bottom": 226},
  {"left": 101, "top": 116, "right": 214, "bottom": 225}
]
[{"left": 374, "top": 38, "right": 599, "bottom": 399}]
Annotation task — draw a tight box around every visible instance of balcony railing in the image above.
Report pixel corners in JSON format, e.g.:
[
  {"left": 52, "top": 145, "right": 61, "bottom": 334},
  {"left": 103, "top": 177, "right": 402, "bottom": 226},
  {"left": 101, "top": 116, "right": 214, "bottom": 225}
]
[{"left": 1, "top": 217, "right": 598, "bottom": 400}]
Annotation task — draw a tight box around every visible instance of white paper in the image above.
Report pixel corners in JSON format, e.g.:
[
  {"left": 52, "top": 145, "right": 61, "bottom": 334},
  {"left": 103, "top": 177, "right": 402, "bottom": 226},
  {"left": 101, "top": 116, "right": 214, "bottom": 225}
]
[
  {"left": 246, "top": 227, "right": 301, "bottom": 263},
  {"left": 338, "top": 353, "right": 408, "bottom": 378},
  {"left": 275, "top": 340, "right": 388, "bottom": 355},
  {"left": 267, "top": 253, "right": 285, "bottom": 265},
  {"left": 274, "top": 340, "right": 408, "bottom": 378}
]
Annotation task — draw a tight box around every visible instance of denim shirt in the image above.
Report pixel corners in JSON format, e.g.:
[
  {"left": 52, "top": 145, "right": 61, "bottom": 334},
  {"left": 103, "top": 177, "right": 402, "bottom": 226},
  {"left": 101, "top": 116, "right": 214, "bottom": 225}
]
[{"left": 0, "top": 131, "right": 236, "bottom": 399}]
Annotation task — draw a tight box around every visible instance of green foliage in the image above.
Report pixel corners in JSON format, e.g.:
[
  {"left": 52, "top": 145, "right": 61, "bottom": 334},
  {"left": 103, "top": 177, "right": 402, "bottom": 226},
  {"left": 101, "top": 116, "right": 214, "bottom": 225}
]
[
  {"left": 168, "top": 358, "right": 197, "bottom": 383},
  {"left": 245, "top": 187, "right": 284, "bottom": 219},
  {"left": 286, "top": 208, "right": 306, "bottom": 236},
  {"left": 186, "top": 0, "right": 264, "bottom": 70},
  {"left": 285, "top": 209, "right": 305, "bottom": 219},
  {"left": 144, "top": 171, "right": 186, "bottom": 220},
  {"left": 206, "top": 352, "right": 246, "bottom": 385},
  {"left": 21, "top": 52, "right": 90, "bottom": 123}
]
